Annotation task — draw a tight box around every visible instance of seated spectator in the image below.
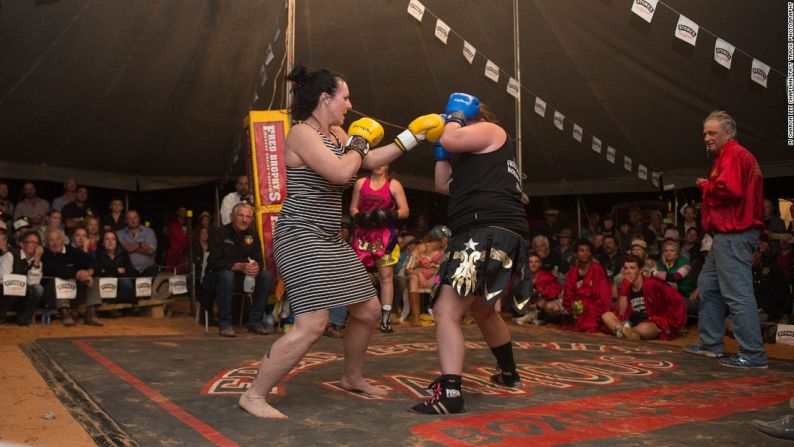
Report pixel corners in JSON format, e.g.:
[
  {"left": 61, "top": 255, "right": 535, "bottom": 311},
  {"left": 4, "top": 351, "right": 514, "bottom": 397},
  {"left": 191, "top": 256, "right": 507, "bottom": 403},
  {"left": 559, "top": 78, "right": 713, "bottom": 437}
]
[
  {"left": 42, "top": 228, "right": 101, "bottom": 326},
  {"left": 220, "top": 176, "right": 252, "bottom": 226},
  {"left": 677, "top": 204, "right": 701, "bottom": 236},
  {"left": 753, "top": 234, "right": 792, "bottom": 321},
  {"left": 198, "top": 211, "right": 213, "bottom": 230},
  {"left": 38, "top": 209, "right": 69, "bottom": 247},
  {"left": 13, "top": 182, "right": 49, "bottom": 226},
  {"left": 774, "top": 232, "right": 793, "bottom": 281},
  {"left": 61, "top": 186, "right": 97, "bottom": 230},
  {"left": 0, "top": 229, "right": 44, "bottom": 326},
  {"left": 51, "top": 177, "right": 77, "bottom": 212},
  {"left": 165, "top": 207, "right": 188, "bottom": 274},
  {"left": 12, "top": 218, "right": 33, "bottom": 248},
  {"left": 554, "top": 238, "right": 612, "bottom": 333},
  {"left": 612, "top": 238, "right": 656, "bottom": 293},
  {"left": 681, "top": 227, "right": 701, "bottom": 260},
  {"left": 204, "top": 203, "right": 273, "bottom": 337},
  {"left": 404, "top": 225, "right": 449, "bottom": 325},
  {"left": 85, "top": 215, "right": 101, "bottom": 254},
  {"left": 553, "top": 228, "right": 575, "bottom": 274},
  {"left": 596, "top": 234, "right": 622, "bottom": 283},
  {"left": 95, "top": 231, "right": 138, "bottom": 306},
  {"left": 514, "top": 252, "right": 562, "bottom": 325},
  {"left": 599, "top": 213, "right": 617, "bottom": 239},
  {"left": 651, "top": 240, "right": 694, "bottom": 298},
  {"left": 533, "top": 208, "right": 566, "bottom": 248},
  {"left": 101, "top": 198, "right": 126, "bottom": 233},
  {"left": 70, "top": 226, "right": 95, "bottom": 258},
  {"left": 764, "top": 198, "right": 786, "bottom": 233},
  {"left": 645, "top": 210, "right": 667, "bottom": 260},
  {"left": 532, "top": 235, "right": 563, "bottom": 278},
  {"left": 686, "top": 234, "right": 713, "bottom": 317},
  {"left": 117, "top": 210, "right": 158, "bottom": 277},
  {"left": 0, "top": 182, "right": 13, "bottom": 223},
  {"left": 602, "top": 256, "right": 687, "bottom": 340},
  {"left": 580, "top": 211, "right": 601, "bottom": 240},
  {"left": 591, "top": 233, "right": 605, "bottom": 260}
]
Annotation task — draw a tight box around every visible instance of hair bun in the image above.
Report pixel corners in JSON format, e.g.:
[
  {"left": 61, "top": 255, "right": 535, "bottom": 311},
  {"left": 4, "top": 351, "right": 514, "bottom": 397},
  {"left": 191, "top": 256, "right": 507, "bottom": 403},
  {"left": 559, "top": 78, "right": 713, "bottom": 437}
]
[{"left": 286, "top": 65, "right": 310, "bottom": 90}]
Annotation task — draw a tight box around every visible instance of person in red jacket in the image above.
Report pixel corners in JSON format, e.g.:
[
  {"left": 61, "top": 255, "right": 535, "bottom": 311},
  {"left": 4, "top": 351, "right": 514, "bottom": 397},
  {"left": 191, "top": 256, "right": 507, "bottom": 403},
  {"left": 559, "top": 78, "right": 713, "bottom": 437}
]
[
  {"left": 602, "top": 256, "right": 686, "bottom": 340},
  {"left": 684, "top": 110, "right": 767, "bottom": 369},
  {"left": 560, "top": 239, "right": 611, "bottom": 333},
  {"left": 512, "top": 251, "right": 562, "bottom": 325}
]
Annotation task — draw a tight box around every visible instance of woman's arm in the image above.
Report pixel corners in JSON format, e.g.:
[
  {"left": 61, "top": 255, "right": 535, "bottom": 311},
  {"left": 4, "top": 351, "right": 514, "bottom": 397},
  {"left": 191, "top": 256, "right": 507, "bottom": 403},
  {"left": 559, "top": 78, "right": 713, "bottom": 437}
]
[
  {"left": 349, "top": 177, "right": 366, "bottom": 218},
  {"left": 287, "top": 124, "right": 363, "bottom": 185},
  {"left": 390, "top": 179, "right": 410, "bottom": 219}
]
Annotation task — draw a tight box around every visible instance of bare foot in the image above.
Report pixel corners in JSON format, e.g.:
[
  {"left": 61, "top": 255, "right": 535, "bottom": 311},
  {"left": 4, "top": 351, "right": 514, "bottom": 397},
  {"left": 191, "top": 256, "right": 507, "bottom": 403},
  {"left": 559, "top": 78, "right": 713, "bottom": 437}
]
[
  {"left": 238, "top": 391, "right": 288, "bottom": 419},
  {"left": 339, "top": 377, "right": 389, "bottom": 397}
]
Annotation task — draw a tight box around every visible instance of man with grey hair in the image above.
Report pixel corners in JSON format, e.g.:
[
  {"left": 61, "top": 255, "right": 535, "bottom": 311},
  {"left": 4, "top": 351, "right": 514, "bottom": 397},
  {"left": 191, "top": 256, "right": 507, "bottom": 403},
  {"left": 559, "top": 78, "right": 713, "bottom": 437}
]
[
  {"left": 205, "top": 202, "right": 272, "bottom": 337},
  {"left": 42, "top": 228, "right": 100, "bottom": 326},
  {"left": 684, "top": 110, "right": 767, "bottom": 369}
]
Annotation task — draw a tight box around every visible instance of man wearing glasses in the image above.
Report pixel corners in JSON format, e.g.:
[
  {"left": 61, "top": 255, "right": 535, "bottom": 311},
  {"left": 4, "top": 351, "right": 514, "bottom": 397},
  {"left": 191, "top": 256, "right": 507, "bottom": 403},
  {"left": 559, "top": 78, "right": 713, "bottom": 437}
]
[{"left": 0, "top": 228, "right": 44, "bottom": 325}]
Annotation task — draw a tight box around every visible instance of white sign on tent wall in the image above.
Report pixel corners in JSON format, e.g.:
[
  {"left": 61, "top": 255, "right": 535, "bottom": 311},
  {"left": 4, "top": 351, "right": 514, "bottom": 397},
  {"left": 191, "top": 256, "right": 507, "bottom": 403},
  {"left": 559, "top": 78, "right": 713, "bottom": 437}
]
[
  {"left": 624, "top": 155, "right": 633, "bottom": 172},
  {"left": 714, "top": 39, "right": 735, "bottom": 69},
  {"left": 606, "top": 146, "right": 616, "bottom": 164},
  {"left": 592, "top": 137, "right": 602, "bottom": 154},
  {"left": 751, "top": 59, "right": 770, "bottom": 88},
  {"left": 675, "top": 15, "right": 699, "bottom": 46},
  {"left": 407, "top": 0, "right": 425, "bottom": 21},
  {"left": 553, "top": 111, "right": 565, "bottom": 131},
  {"left": 534, "top": 97, "right": 546, "bottom": 117},
  {"left": 638, "top": 164, "right": 648, "bottom": 180},
  {"left": 435, "top": 19, "right": 450, "bottom": 44},
  {"left": 630, "top": 0, "right": 659, "bottom": 23},
  {"left": 484, "top": 60, "right": 499, "bottom": 83},
  {"left": 462, "top": 41, "right": 476, "bottom": 64},
  {"left": 572, "top": 124, "right": 583, "bottom": 142},
  {"left": 506, "top": 78, "right": 520, "bottom": 99}
]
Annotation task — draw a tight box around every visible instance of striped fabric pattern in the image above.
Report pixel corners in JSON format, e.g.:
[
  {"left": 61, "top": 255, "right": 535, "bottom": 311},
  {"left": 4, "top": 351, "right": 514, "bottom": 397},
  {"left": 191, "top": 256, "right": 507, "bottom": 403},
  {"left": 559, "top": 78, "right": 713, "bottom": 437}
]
[{"left": 273, "top": 126, "right": 375, "bottom": 315}]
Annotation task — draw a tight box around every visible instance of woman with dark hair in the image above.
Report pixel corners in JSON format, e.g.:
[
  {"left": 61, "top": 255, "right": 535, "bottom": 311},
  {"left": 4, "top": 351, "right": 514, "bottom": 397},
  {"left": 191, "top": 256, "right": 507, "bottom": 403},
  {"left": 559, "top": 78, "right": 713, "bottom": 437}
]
[
  {"left": 239, "top": 65, "right": 445, "bottom": 419},
  {"left": 410, "top": 93, "right": 530, "bottom": 414},
  {"left": 95, "top": 230, "right": 137, "bottom": 305}
]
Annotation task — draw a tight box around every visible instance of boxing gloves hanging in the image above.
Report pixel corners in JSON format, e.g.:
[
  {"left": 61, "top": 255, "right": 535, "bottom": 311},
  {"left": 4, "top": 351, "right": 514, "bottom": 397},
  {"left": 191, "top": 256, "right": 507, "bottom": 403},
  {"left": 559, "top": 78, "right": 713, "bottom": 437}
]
[
  {"left": 444, "top": 93, "right": 480, "bottom": 127},
  {"left": 345, "top": 118, "right": 384, "bottom": 159},
  {"left": 394, "top": 114, "right": 445, "bottom": 152}
]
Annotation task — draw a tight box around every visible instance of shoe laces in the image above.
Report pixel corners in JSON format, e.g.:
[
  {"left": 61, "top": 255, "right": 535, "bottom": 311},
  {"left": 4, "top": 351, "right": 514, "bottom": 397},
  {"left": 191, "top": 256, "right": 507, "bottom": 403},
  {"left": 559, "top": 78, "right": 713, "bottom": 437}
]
[{"left": 425, "top": 380, "right": 444, "bottom": 406}]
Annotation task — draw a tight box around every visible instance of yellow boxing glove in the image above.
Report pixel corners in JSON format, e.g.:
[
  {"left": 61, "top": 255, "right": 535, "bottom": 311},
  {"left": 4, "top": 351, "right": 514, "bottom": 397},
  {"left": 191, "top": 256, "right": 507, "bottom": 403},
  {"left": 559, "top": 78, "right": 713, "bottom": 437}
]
[
  {"left": 345, "top": 117, "right": 384, "bottom": 158},
  {"left": 394, "top": 114, "right": 445, "bottom": 152}
]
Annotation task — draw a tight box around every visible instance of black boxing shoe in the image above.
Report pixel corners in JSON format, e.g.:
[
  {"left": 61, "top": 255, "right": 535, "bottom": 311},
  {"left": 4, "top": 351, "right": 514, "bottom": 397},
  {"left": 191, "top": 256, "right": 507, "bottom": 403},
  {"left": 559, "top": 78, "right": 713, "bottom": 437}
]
[
  {"left": 490, "top": 367, "right": 522, "bottom": 388},
  {"left": 410, "top": 375, "right": 466, "bottom": 415}
]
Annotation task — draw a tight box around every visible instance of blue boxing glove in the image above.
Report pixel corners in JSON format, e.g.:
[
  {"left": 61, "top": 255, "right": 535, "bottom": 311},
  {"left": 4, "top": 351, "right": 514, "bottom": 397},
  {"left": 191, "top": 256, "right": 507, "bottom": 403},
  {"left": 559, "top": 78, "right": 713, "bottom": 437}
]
[
  {"left": 434, "top": 141, "right": 452, "bottom": 162},
  {"left": 445, "top": 93, "right": 480, "bottom": 127}
]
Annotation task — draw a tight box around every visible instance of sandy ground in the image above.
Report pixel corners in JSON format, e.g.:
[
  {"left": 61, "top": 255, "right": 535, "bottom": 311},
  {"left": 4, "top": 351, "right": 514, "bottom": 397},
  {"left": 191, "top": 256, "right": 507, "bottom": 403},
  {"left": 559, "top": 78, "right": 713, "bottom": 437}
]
[{"left": 0, "top": 307, "right": 791, "bottom": 447}]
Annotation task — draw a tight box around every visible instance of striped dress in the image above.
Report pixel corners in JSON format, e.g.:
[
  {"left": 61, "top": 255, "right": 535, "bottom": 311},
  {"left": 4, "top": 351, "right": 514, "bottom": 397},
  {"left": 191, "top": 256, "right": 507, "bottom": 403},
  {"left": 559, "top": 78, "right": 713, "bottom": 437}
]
[{"left": 273, "top": 125, "right": 376, "bottom": 315}]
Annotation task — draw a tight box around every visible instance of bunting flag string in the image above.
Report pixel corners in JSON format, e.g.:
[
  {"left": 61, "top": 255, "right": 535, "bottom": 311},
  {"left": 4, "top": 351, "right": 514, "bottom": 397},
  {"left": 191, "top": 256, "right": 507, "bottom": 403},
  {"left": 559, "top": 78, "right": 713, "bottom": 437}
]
[
  {"left": 630, "top": 0, "right": 783, "bottom": 86},
  {"left": 406, "top": 0, "right": 663, "bottom": 188},
  {"left": 250, "top": 2, "right": 290, "bottom": 111}
]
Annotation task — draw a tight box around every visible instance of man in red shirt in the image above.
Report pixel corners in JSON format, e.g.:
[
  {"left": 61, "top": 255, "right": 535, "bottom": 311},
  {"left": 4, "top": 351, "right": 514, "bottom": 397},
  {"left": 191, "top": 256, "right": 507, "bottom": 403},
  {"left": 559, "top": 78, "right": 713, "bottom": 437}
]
[
  {"left": 602, "top": 256, "right": 686, "bottom": 341},
  {"left": 684, "top": 111, "right": 767, "bottom": 369}
]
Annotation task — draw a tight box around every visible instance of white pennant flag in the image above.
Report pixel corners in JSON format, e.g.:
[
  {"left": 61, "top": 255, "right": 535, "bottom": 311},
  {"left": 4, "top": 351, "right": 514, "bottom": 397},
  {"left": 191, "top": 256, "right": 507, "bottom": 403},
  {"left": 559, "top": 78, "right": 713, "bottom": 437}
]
[
  {"left": 630, "top": 0, "right": 658, "bottom": 23},
  {"left": 2, "top": 273, "right": 27, "bottom": 297},
  {"left": 169, "top": 275, "right": 188, "bottom": 295},
  {"left": 714, "top": 38, "right": 735, "bottom": 69},
  {"left": 624, "top": 155, "right": 633, "bottom": 172},
  {"left": 553, "top": 111, "right": 565, "bottom": 130},
  {"left": 592, "top": 136, "right": 602, "bottom": 154},
  {"left": 407, "top": 0, "right": 425, "bottom": 21},
  {"left": 506, "top": 77, "right": 520, "bottom": 99},
  {"left": 652, "top": 172, "right": 661, "bottom": 187},
  {"left": 462, "top": 41, "right": 476, "bottom": 64},
  {"left": 572, "top": 124, "right": 583, "bottom": 142},
  {"left": 484, "top": 60, "right": 500, "bottom": 83},
  {"left": 99, "top": 277, "right": 118, "bottom": 299},
  {"left": 606, "top": 146, "right": 616, "bottom": 163},
  {"left": 534, "top": 97, "right": 546, "bottom": 117},
  {"left": 675, "top": 15, "right": 699, "bottom": 46},
  {"left": 751, "top": 59, "right": 770, "bottom": 88},
  {"left": 55, "top": 278, "right": 77, "bottom": 300},
  {"left": 135, "top": 277, "right": 153, "bottom": 297},
  {"left": 273, "top": 23, "right": 281, "bottom": 42},
  {"left": 638, "top": 164, "right": 648, "bottom": 180},
  {"left": 435, "top": 19, "right": 450, "bottom": 44},
  {"left": 265, "top": 44, "right": 274, "bottom": 66}
]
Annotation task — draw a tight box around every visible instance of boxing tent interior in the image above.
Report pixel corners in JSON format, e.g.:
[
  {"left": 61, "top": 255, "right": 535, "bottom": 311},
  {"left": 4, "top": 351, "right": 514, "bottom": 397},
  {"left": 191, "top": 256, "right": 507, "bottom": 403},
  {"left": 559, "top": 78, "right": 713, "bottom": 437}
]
[{"left": 0, "top": 0, "right": 791, "bottom": 195}]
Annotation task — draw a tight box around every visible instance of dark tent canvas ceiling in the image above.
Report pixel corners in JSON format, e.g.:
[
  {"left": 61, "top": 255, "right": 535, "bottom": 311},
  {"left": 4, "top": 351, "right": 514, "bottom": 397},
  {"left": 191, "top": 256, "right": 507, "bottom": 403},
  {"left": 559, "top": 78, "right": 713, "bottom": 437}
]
[{"left": 1, "top": 0, "right": 791, "bottom": 194}]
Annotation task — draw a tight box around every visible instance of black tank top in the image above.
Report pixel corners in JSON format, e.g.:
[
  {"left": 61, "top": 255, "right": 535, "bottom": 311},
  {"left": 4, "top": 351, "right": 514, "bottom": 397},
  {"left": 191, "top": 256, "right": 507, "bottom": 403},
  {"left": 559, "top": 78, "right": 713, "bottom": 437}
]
[{"left": 447, "top": 134, "right": 529, "bottom": 237}]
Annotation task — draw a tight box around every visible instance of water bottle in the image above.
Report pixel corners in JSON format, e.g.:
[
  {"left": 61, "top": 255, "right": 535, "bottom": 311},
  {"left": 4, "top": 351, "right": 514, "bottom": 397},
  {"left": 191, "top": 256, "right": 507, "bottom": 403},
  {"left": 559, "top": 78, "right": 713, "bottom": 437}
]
[
  {"left": 264, "top": 312, "right": 275, "bottom": 333},
  {"left": 42, "top": 305, "right": 51, "bottom": 325}
]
